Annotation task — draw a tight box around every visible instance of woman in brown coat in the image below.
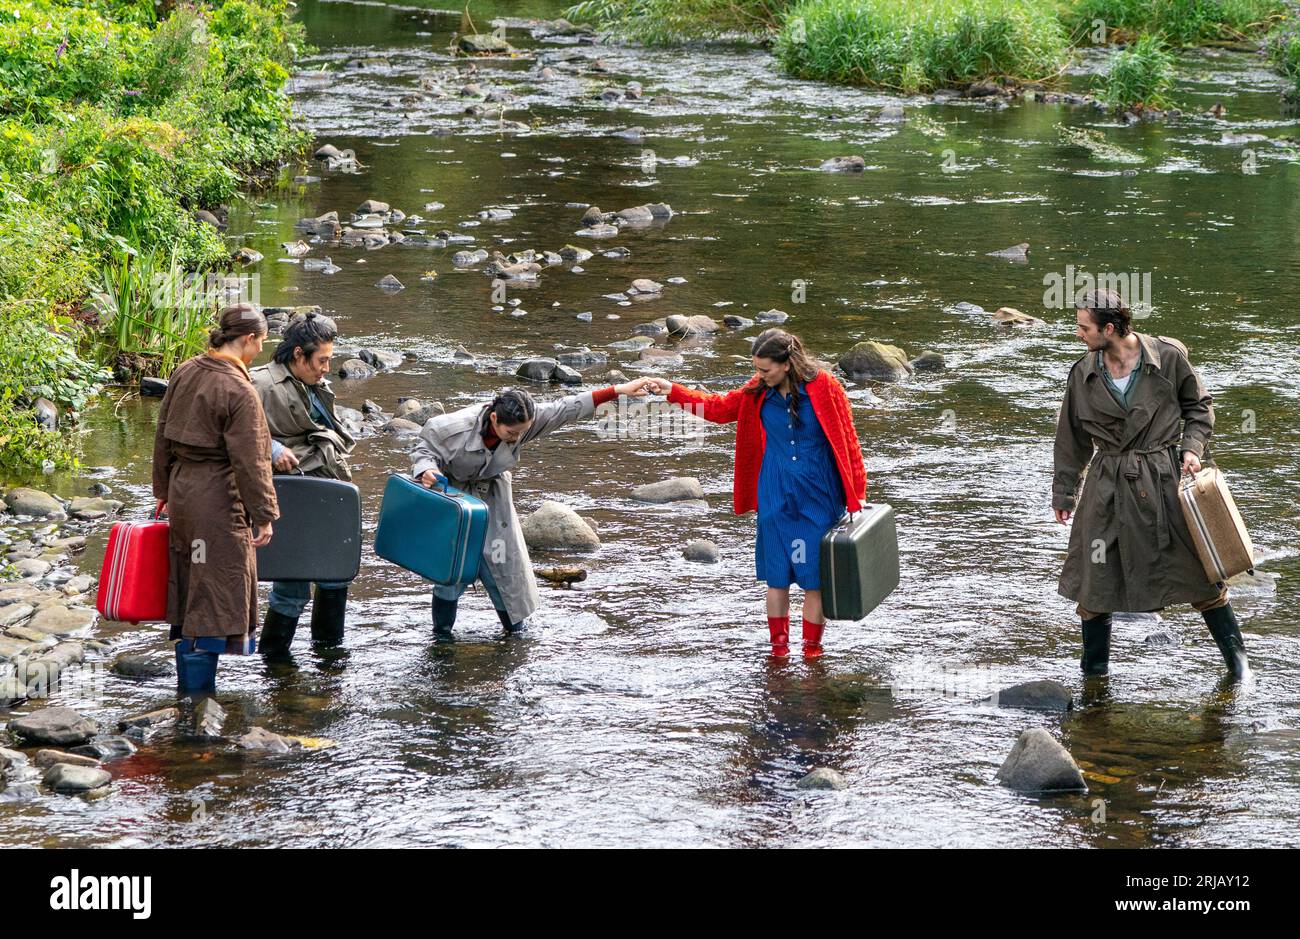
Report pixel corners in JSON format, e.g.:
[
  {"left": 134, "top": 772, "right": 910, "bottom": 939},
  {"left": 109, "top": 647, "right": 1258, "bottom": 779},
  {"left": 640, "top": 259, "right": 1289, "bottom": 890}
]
[{"left": 152, "top": 304, "right": 279, "bottom": 694}]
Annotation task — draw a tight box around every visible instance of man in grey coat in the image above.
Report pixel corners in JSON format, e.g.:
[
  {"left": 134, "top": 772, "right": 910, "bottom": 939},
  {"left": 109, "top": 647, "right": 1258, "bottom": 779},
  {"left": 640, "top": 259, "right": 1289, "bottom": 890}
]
[
  {"left": 250, "top": 313, "right": 356, "bottom": 657},
  {"left": 1053, "top": 289, "right": 1250, "bottom": 679},
  {"left": 409, "top": 380, "right": 649, "bottom": 639}
]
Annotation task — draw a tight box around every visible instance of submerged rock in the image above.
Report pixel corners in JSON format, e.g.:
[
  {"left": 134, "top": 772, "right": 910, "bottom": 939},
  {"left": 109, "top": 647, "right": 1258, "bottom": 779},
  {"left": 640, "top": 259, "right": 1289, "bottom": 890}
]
[
  {"left": 110, "top": 652, "right": 173, "bottom": 679},
  {"left": 819, "top": 155, "right": 866, "bottom": 173},
  {"left": 797, "top": 767, "right": 847, "bottom": 790},
  {"left": 521, "top": 501, "right": 600, "bottom": 552},
  {"left": 990, "top": 680, "right": 1073, "bottom": 712},
  {"left": 996, "top": 728, "right": 1087, "bottom": 792},
  {"left": 458, "top": 34, "right": 515, "bottom": 55},
  {"left": 909, "top": 350, "right": 946, "bottom": 372},
  {"left": 987, "top": 242, "right": 1030, "bottom": 261},
  {"left": 991, "top": 307, "right": 1043, "bottom": 327},
  {"left": 516, "top": 358, "right": 559, "bottom": 383},
  {"left": 666, "top": 314, "right": 719, "bottom": 337},
  {"left": 337, "top": 359, "right": 376, "bottom": 380}
]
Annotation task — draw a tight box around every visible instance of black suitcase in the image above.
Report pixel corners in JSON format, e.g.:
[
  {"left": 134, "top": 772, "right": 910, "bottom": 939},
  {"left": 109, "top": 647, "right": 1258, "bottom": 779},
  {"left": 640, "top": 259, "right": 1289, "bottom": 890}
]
[
  {"left": 819, "top": 504, "right": 899, "bottom": 621},
  {"left": 256, "top": 474, "right": 362, "bottom": 582}
]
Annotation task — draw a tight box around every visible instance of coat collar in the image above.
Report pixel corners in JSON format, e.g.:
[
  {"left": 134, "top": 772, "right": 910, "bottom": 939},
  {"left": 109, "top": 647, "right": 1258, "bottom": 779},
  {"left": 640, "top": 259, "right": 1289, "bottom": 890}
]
[{"left": 1081, "top": 332, "right": 1162, "bottom": 380}]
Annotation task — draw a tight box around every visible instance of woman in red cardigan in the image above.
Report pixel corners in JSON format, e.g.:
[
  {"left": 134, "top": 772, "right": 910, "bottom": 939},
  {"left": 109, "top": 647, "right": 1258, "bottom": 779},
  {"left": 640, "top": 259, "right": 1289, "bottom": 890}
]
[{"left": 648, "top": 329, "right": 867, "bottom": 657}]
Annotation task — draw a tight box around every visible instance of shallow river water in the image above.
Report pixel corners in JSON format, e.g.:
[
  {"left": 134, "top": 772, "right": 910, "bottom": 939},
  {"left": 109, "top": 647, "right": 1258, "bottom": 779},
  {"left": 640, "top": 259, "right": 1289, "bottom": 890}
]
[{"left": 3, "top": 0, "right": 1300, "bottom": 847}]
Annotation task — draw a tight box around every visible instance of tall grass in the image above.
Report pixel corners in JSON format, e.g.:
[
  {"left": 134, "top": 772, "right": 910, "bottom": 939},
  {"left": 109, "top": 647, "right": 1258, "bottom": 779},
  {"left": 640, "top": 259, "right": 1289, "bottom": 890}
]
[
  {"left": 1065, "top": 0, "right": 1285, "bottom": 45},
  {"left": 774, "top": 0, "right": 1071, "bottom": 91},
  {"left": 92, "top": 250, "right": 220, "bottom": 378},
  {"left": 565, "top": 0, "right": 789, "bottom": 42},
  {"left": 1098, "top": 34, "right": 1176, "bottom": 109}
]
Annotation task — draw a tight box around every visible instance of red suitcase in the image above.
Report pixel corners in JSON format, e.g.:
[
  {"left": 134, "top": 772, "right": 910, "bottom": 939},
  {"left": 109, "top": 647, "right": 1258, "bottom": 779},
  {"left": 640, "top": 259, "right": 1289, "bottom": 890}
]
[{"left": 96, "top": 519, "right": 170, "bottom": 624}]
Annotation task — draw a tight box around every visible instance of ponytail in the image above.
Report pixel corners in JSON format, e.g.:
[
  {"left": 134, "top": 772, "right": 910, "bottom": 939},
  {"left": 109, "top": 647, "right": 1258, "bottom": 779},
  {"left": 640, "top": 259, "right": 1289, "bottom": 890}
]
[
  {"left": 209, "top": 302, "right": 267, "bottom": 348},
  {"left": 481, "top": 388, "right": 536, "bottom": 434}
]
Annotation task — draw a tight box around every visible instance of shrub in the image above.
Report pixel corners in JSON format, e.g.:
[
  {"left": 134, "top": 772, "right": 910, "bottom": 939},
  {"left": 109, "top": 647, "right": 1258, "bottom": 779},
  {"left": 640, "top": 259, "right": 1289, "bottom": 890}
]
[
  {"left": 565, "top": 0, "right": 789, "bottom": 42},
  {"left": 1266, "top": 1, "right": 1300, "bottom": 97},
  {"left": 774, "top": 0, "right": 1071, "bottom": 92},
  {"left": 1065, "top": 0, "right": 1284, "bottom": 46},
  {"left": 1098, "top": 33, "right": 1176, "bottom": 110}
]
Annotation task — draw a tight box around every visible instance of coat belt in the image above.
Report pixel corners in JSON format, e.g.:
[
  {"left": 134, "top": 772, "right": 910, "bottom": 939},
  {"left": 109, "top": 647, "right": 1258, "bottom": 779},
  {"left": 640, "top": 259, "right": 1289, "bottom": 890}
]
[{"left": 1092, "top": 440, "right": 1180, "bottom": 550}]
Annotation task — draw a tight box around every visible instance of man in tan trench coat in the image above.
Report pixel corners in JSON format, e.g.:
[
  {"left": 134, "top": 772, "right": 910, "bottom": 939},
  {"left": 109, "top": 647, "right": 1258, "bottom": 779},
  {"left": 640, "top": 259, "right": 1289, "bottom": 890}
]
[
  {"left": 250, "top": 312, "right": 356, "bottom": 657},
  {"left": 1053, "top": 289, "right": 1250, "bottom": 679}
]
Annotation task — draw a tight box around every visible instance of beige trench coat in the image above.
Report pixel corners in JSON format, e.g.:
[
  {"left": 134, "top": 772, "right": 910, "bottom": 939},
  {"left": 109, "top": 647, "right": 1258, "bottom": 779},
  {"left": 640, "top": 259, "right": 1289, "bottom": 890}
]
[
  {"left": 249, "top": 360, "right": 355, "bottom": 480},
  {"left": 409, "top": 391, "right": 597, "bottom": 624},
  {"left": 1053, "top": 332, "right": 1218, "bottom": 612}
]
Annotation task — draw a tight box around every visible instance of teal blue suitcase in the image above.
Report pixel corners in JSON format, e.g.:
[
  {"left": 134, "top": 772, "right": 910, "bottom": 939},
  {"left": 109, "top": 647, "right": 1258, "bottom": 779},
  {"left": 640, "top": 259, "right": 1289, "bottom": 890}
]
[{"left": 374, "top": 473, "right": 488, "bottom": 585}]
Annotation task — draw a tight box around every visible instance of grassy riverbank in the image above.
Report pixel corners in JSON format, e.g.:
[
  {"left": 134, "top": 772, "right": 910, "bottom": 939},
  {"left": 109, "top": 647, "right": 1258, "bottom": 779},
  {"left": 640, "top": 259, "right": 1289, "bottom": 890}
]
[
  {"left": 569, "top": 0, "right": 1292, "bottom": 93},
  {"left": 0, "top": 0, "right": 309, "bottom": 473}
]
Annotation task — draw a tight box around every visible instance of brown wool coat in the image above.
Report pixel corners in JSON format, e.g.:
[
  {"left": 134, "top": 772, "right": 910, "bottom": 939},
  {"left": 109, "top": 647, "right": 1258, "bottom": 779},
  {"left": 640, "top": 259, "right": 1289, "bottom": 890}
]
[
  {"left": 152, "top": 355, "right": 279, "bottom": 639},
  {"left": 1053, "top": 332, "right": 1219, "bottom": 613}
]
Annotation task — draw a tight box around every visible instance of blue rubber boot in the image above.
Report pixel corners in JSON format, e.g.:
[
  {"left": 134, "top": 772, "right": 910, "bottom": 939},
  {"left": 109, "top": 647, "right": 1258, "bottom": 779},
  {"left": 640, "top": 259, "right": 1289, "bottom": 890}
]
[{"left": 175, "top": 639, "right": 220, "bottom": 695}]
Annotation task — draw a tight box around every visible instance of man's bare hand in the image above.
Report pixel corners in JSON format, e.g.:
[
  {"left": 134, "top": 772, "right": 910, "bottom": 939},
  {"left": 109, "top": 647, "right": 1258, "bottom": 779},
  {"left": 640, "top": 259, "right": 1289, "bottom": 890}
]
[
  {"left": 252, "top": 522, "right": 273, "bottom": 547},
  {"left": 1181, "top": 450, "right": 1202, "bottom": 476},
  {"left": 273, "top": 449, "right": 300, "bottom": 472},
  {"left": 1054, "top": 508, "right": 1072, "bottom": 525}
]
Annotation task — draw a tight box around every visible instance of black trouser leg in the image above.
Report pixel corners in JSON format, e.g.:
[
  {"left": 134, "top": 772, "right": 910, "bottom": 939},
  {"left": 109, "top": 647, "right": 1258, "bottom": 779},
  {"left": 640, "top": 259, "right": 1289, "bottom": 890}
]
[
  {"left": 1202, "top": 603, "right": 1250, "bottom": 679},
  {"left": 1080, "top": 613, "right": 1112, "bottom": 676},
  {"left": 310, "top": 585, "right": 348, "bottom": 645},
  {"left": 260, "top": 609, "right": 300, "bottom": 659},
  {"left": 497, "top": 607, "right": 524, "bottom": 635},
  {"left": 432, "top": 593, "right": 458, "bottom": 641}
]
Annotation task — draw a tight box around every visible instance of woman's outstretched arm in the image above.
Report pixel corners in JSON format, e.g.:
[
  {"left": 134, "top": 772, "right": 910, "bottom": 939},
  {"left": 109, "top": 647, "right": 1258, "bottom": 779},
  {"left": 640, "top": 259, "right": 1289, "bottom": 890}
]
[{"left": 648, "top": 376, "right": 756, "bottom": 425}]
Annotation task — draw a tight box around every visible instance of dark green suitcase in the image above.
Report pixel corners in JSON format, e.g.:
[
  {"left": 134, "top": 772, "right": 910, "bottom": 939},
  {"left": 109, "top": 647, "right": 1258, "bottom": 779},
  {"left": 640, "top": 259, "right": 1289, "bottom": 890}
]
[{"left": 819, "top": 504, "right": 899, "bottom": 621}]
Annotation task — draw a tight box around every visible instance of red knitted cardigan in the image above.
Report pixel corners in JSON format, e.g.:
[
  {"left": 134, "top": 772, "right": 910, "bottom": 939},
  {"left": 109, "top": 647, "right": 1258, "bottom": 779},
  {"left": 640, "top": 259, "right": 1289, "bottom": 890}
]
[{"left": 667, "top": 370, "right": 868, "bottom": 515}]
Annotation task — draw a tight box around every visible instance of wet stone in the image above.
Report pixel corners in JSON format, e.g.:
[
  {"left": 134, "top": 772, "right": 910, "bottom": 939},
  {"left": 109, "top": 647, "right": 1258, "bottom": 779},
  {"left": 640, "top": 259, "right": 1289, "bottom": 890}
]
[
  {"left": 34, "top": 748, "right": 101, "bottom": 769},
  {"left": 43, "top": 762, "right": 111, "bottom": 793},
  {"left": 819, "top": 155, "right": 866, "bottom": 173},
  {"left": 118, "top": 707, "right": 179, "bottom": 733},
  {"left": 990, "top": 680, "right": 1073, "bottom": 712},
  {"left": 110, "top": 652, "right": 173, "bottom": 679},
  {"left": 9, "top": 707, "right": 100, "bottom": 746},
  {"left": 521, "top": 501, "right": 600, "bottom": 552},
  {"left": 25, "top": 605, "right": 96, "bottom": 637},
  {"left": 996, "top": 728, "right": 1087, "bottom": 792},
  {"left": 3, "top": 489, "right": 64, "bottom": 519},
  {"left": 632, "top": 477, "right": 705, "bottom": 504},
  {"left": 71, "top": 735, "right": 137, "bottom": 761},
  {"left": 682, "top": 540, "right": 719, "bottom": 564}
]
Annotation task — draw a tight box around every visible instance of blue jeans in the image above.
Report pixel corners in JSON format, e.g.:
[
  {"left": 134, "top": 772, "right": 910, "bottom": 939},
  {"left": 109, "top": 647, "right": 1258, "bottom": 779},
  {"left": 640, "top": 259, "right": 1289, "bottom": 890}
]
[
  {"left": 432, "top": 563, "right": 506, "bottom": 612},
  {"left": 269, "top": 579, "right": 351, "bottom": 618}
]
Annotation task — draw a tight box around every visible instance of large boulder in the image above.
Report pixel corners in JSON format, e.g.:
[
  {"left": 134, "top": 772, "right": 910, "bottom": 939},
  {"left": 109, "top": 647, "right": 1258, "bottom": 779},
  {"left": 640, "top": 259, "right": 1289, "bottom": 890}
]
[
  {"left": 682, "top": 539, "right": 719, "bottom": 564},
  {"left": 9, "top": 707, "right": 100, "bottom": 747},
  {"left": 632, "top": 477, "right": 705, "bottom": 504},
  {"left": 521, "top": 501, "right": 600, "bottom": 552},
  {"left": 996, "top": 729, "right": 1087, "bottom": 792},
  {"left": 516, "top": 358, "right": 559, "bottom": 382},
  {"left": 838, "top": 341, "right": 913, "bottom": 381},
  {"left": 3, "top": 488, "right": 64, "bottom": 518}
]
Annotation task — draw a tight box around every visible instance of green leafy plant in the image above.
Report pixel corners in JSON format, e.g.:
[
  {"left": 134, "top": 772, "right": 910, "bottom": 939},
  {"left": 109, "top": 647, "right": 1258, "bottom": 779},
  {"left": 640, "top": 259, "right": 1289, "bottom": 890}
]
[{"left": 1065, "top": 0, "right": 1283, "bottom": 46}]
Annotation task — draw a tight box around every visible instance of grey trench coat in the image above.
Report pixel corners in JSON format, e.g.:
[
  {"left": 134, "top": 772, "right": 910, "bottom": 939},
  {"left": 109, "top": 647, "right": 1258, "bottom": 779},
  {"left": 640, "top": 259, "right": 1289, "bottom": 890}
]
[
  {"left": 409, "top": 391, "right": 597, "bottom": 623},
  {"left": 1053, "top": 332, "right": 1219, "bottom": 612}
]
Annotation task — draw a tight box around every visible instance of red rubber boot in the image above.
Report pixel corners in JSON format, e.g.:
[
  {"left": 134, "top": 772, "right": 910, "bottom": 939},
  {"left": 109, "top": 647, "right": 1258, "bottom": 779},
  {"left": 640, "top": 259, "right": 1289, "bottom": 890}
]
[
  {"left": 802, "top": 618, "right": 825, "bottom": 658},
  {"left": 767, "top": 616, "right": 790, "bottom": 657}
]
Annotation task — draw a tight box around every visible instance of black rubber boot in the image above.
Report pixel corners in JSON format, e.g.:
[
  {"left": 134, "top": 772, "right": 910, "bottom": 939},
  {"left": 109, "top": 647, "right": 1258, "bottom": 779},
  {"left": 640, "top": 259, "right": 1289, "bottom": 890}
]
[
  {"left": 1202, "top": 604, "right": 1250, "bottom": 679},
  {"left": 432, "top": 594, "right": 458, "bottom": 642},
  {"left": 260, "top": 609, "right": 300, "bottom": 659},
  {"left": 497, "top": 607, "right": 525, "bottom": 636},
  {"left": 310, "top": 586, "right": 348, "bottom": 645},
  {"left": 1080, "top": 613, "right": 1112, "bottom": 676}
]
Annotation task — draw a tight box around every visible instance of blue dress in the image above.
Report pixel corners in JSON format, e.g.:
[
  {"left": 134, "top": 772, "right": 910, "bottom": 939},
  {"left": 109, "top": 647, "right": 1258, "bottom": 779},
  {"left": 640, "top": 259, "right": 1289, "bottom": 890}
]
[{"left": 754, "top": 386, "right": 846, "bottom": 590}]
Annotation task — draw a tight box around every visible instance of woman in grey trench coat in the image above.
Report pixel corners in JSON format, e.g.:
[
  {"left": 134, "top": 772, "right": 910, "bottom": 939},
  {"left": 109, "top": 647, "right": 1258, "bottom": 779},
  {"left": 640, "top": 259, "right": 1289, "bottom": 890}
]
[{"left": 410, "top": 379, "right": 652, "bottom": 639}]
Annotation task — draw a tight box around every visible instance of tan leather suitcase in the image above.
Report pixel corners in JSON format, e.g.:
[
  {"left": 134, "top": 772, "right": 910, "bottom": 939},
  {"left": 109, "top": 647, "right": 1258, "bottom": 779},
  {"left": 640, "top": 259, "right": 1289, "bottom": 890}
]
[{"left": 1178, "top": 466, "right": 1254, "bottom": 586}]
